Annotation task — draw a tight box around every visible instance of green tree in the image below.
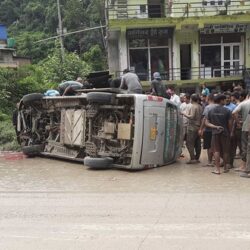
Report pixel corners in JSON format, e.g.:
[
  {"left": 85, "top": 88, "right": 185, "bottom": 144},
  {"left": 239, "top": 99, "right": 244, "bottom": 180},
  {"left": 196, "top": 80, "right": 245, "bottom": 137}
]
[
  {"left": 83, "top": 45, "right": 107, "bottom": 71},
  {"left": 39, "top": 47, "right": 92, "bottom": 87}
]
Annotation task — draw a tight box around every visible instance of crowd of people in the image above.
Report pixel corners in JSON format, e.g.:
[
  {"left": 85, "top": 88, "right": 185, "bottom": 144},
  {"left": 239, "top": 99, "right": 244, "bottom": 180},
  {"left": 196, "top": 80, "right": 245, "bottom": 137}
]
[
  {"left": 119, "top": 69, "right": 250, "bottom": 177},
  {"left": 179, "top": 85, "right": 250, "bottom": 177}
]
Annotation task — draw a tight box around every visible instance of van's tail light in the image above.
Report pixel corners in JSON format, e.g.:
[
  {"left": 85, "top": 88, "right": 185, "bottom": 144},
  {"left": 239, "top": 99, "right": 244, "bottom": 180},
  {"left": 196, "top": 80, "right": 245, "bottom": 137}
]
[{"left": 147, "top": 95, "right": 163, "bottom": 102}]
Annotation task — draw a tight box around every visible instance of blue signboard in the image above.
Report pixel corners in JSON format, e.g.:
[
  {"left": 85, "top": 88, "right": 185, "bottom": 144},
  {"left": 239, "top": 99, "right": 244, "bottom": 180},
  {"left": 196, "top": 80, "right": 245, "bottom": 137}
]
[{"left": 0, "top": 24, "right": 7, "bottom": 40}]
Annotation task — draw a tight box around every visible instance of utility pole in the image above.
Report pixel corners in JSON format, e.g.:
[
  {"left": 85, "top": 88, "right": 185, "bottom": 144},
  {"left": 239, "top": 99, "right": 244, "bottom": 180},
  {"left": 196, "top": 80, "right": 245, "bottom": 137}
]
[{"left": 57, "top": 0, "right": 65, "bottom": 62}]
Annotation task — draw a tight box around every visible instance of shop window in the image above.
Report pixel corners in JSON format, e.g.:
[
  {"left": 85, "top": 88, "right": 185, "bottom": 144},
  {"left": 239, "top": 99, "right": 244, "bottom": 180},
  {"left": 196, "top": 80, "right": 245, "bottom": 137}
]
[
  {"left": 128, "top": 39, "right": 147, "bottom": 48},
  {"left": 150, "top": 38, "right": 168, "bottom": 47},
  {"left": 150, "top": 48, "right": 169, "bottom": 80},
  {"left": 200, "top": 34, "right": 221, "bottom": 44},
  {"left": 129, "top": 49, "right": 149, "bottom": 81},
  {"left": 202, "top": 0, "right": 229, "bottom": 6},
  {"left": 223, "top": 33, "right": 241, "bottom": 43},
  {"left": 136, "top": 5, "right": 147, "bottom": 18},
  {"left": 148, "top": 0, "right": 163, "bottom": 18},
  {"left": 140, "top": 5, "right": 146, "bottom": 14},
  {"left": 201, "top": 46, "right": 221, "bottom": 77}
]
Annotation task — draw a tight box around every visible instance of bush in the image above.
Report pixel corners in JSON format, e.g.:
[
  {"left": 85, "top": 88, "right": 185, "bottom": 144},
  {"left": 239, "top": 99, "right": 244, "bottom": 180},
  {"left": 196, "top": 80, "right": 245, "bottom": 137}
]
[{"left": 0, "top": 119, "right": 20, "bottom": 151}]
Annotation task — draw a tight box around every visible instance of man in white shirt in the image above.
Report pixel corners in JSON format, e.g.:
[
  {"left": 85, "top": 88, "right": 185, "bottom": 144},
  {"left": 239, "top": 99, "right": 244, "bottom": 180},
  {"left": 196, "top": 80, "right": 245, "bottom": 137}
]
[
  {"left": 170, "top": 88, "right": 181, "bottom": 106},
  {"left": 232, "top": 92, "right": 250, "bottom": 173},
  {"left": 239, "top": 109, "right": 250, "bottom": 178}
]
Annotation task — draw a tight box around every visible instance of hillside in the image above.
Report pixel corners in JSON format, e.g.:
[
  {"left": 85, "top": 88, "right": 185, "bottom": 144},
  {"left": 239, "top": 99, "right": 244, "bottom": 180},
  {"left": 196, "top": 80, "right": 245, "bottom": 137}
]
[{"left": 0, "top": 0, "right": 105, "bottom": 62}]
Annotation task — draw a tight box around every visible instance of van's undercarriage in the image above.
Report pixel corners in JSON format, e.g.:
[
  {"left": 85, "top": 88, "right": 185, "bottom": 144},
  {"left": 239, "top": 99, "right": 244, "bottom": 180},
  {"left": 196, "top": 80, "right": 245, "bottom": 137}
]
[{"left": 18, "top": 92, "right": 135, "bottom": 168}]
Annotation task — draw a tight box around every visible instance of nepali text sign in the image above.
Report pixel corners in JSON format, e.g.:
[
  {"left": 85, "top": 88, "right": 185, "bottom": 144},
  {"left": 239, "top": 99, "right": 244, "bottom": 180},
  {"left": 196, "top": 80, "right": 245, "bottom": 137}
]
[
  {"left": 200, "top": 24, "right": 247, "bottom": 34},
  {"left": 127, "top": 28, "right": 173, "bottom": 39}
]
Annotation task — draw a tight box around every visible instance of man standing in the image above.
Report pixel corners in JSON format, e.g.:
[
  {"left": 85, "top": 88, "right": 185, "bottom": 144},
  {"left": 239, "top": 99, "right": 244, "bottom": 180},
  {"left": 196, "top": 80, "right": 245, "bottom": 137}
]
[
  {"left": 224, "top": 91, "right": 237, "bottom": 168},
  {"left": 120, "top": 69, "right": 143, "bottom": 94},
  {"left": 199, "top": 94, "right": 217, "bottom": 167},
  {"left": 232, "top": 92, "right": 250, "bottom": 173},
  {"left": 180, "top": 94, "right": 192, "bottom": 143},
  {"left": 206, "top": 94, "right": 233, "bottom": 174},
  {"left": 170, "top": 88, "right": 181, "bottom": 106},
  {"left": 240, "top": 110, "right": 250, "bottom": 178},
  {"left": 182, "top": 94, "right": 202, "bottom": 164}
]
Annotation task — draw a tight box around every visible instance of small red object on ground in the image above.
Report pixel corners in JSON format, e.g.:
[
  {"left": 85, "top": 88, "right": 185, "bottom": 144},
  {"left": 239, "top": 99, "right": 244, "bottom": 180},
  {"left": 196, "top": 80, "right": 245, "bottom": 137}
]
[{"left": 0, "top": 151, "right": 27, "bottom": 160}]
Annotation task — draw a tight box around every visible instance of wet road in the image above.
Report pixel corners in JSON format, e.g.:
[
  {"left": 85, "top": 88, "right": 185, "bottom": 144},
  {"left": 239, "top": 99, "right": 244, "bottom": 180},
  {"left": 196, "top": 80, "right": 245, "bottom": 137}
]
[{"left": 0, "top": 152, "right": 250, "bottom": 250}]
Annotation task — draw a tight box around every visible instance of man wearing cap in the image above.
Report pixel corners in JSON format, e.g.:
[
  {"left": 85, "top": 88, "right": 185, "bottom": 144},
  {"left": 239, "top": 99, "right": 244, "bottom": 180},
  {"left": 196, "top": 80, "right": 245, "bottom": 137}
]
[
  {"left": 120, "top": 69, "right": 143, "bottom": 94},
  {"left": 150, "top": 72, "right": 168, "bottom": 98}
]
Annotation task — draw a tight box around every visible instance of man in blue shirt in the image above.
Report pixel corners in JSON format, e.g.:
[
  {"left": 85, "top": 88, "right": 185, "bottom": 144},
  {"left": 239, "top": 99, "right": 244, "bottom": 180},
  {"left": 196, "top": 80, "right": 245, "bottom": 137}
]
[{"left": 224, "top": 92, "right": 236, "bottom": 112}]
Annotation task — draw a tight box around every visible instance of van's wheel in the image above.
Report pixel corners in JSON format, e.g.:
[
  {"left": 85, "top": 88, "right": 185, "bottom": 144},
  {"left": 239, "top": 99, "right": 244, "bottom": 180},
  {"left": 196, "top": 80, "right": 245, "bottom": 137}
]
[
  {"left": 84, "top": 156, "right": 113, "bottom": 169},
  {"left": 22, "top": 93, "right": 43, "bottom": 106},
  {"left": 86, "top": 92, "right": 113, "bottom": 104},
  {"left": 22, "top": 144, "right": 44, "bottom": 157}
]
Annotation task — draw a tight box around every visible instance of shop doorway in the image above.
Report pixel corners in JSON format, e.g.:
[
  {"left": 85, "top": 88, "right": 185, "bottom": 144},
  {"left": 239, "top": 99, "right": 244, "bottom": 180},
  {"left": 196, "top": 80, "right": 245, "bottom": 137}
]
[
  {"left": 180, "top": 44, "right": 191, "bottom": 80},
  {"left": 148, "top": 0, "right": 164, "bottom": 18},
  {"left": 222, "top": 44, "right": 240, "bottom": 76}
]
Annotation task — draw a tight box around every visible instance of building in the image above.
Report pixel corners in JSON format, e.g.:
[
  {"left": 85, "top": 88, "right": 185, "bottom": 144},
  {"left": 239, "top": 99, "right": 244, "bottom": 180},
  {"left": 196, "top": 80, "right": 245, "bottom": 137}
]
[
  {"left": 106, "top": 0, "right": 250, "bottom": 91},
  {"left": 0, "top": 24, "right": 31, "bottom": 68}
]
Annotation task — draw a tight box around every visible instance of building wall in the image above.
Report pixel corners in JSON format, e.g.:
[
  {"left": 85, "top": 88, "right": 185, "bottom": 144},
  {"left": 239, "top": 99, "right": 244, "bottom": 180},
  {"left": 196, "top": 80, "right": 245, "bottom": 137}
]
[
  {"left": 0, "top": 50, "right": 14, "bottom": 62},
  {"left": 119, "top": 30, "right": 128, "bottom": 73},
  {"left": 109, "top": 0, "right": 250, "bottom": 19},
  {"left": 246, "top": 29, "right": 250, "bottom": 68},
  {"left": 107, "top": 1, "right": 250, "bottom": 85},
  {"left": 108, "top": 36, "right": 120, "bottom": 74}
]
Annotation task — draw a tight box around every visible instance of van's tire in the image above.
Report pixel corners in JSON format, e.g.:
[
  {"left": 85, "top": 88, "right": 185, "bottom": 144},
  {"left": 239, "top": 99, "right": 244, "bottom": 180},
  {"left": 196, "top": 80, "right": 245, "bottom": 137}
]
[
  {"left": 22, "top": 144, "right": 44, "bottom": 156},
  {"left": 86, "top": 92, "right": 113, "bottom": 104},
  {"left": 22, "top": 93, "right": 43, "bottom": 105},
  {"left": 84, "top": 156, "right": 113, "bottom": 169}
]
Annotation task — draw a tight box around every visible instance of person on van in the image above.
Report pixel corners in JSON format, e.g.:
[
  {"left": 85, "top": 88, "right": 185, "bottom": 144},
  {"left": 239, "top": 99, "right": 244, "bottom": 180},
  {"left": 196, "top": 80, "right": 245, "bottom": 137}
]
[
  {"left": 150, "top": 72, "right": 167, "bottom": 98},
  {"left": 58, "top": 80, "right": 83, "bottom": 96},
  {"left": 120, "top": 69, "right": 143, "bottom": 94}
]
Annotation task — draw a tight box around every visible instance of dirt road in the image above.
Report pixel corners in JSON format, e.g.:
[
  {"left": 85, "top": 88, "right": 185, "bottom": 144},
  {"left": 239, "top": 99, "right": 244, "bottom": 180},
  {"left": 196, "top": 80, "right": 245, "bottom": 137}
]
[{"left": 0, "top": 153, "right": 250, "bottom": 250}]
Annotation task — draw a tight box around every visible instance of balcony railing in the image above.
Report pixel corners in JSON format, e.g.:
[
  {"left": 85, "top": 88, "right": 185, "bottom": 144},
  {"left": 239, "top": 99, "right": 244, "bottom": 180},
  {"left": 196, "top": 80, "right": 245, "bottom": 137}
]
[
  {"left": 114, "top": 65, "right": 244, "bottom": 82},
  {"left": 107, "top": 1, "right": 250, "bottom": 20}
]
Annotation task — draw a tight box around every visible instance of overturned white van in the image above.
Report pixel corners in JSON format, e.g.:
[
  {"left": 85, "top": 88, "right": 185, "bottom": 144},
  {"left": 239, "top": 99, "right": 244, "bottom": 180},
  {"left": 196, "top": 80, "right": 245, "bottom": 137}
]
[{"left": 16, "top": 89, "right": 182, "bottom": 170}]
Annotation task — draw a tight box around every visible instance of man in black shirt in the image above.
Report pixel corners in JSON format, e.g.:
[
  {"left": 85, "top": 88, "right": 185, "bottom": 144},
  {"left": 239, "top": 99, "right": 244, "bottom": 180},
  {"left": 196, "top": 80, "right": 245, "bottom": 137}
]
[{"left": 206, "top": 94, "right": 233, "bottom": 174}]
